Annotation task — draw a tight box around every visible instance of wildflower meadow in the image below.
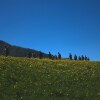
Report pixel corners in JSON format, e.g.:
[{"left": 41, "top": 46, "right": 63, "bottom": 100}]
[{"left": 0, "top": 56, "right": 100, "bottom": 100}]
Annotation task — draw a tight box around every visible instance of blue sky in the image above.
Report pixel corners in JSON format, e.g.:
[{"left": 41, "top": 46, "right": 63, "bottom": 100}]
[{"left": 0, "top": 0, "right": 100, "bottom": 60}]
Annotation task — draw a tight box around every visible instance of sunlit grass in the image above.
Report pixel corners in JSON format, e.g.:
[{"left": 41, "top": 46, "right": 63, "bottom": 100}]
[{"left": 0, "top": 56, "right": 100, "bottom": 100}]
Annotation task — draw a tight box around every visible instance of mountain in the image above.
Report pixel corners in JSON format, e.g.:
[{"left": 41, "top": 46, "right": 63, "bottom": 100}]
[{"left": 0, "top": 40, "right": 48, "bottom": 58}]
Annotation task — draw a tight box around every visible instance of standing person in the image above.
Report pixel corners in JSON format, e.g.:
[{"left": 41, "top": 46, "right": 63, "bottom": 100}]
[
  {"left": 69, "top": 53, "right": 72, "bottom": 60},
  {"left": 87, "top": 57, "right": 90, "bottom": 61},
  {"left": 81, "top": 55, "right": 85, "bottom": 60},
  {"left": 58, "top": 52, "right": 61, "bottom": 60},
  {"left": 78, "top": 56, "right": 81, "bottom": 60},
  {"left": 85, "top": 55, "right": 87, "bottom": 60},
  {"left": 4, "top": 46, "right": 9, "bottom": 57},
  {"left": 49, "top": 51, "right": 52, "bottom": 59},
  {"left": 74, "top": 54, "right": 77, "bottom": 60},
  {"left": 52, "top": 55, "right": 54, "bottom": 60},
  {"left": 55, "top": 55, "right": 57, "bottom": 60}
]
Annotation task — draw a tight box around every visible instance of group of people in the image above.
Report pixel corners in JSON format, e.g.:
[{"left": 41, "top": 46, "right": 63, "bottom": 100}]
[
  {"left": 2, "top": 46, "right": 90, "bottom": 61},
  {"left": 48, "top": 52, "right": 61, "bottom": 60},
  {"left": 69, "top": 53, "right": 90, "bottom": 61},
  {"left": 23, "top": 51, "right": 62, "bottom": 60}
]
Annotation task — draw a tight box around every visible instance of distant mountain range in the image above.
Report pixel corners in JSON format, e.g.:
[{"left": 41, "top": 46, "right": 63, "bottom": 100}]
[{"left": 0, "top": 40, "right": 48, "bottom": 58}]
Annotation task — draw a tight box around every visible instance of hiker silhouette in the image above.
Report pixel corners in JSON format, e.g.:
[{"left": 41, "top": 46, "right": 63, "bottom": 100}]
[
  {"left": 69, "top": 53, "right": 72, "bottom": 60},
  {"left": 49, "top": 51, "right": 52, "bottom": 59},
  {"left": 58, "top": 52, "right": 61, "bottom": 60},
  {"left": 74, "top": 54, "right": 77, "bottom": 60}
]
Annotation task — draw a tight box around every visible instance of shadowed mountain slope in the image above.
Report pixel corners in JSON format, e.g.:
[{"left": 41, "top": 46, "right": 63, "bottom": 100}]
[{"left": 0, "top": 40, "right": 48, "bottom": 57}]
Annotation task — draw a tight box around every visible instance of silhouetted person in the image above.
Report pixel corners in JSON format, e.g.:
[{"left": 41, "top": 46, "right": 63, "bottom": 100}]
[
  {"left": 52, "top": 55, "right": 55, "bottom": 60},
  {"left": 55, "top": 55, "right": 57, "bottom": 60},
  {"left": 69, "top": 53, "right": 72, "bottom": 60},
  {"left": 58, "top": 52, "right": 61, "bottom": 60},
  {"left": 74, "top": 54, "right": 77, "bottom": 60},
  {"left": 4, "top": 46, "right": 9, "bottom": 57},
  {"left": 85, "top": 55, "right": 87, "bottom": 60},
  {"left": 49, "top": 52, "right": 52, "bottom": 59},
  {"left": 87, "top": 57, "right": 90, "bottom": 61},
  {"left": 78, "top": 56, "right": 81, "bottom": 60},
  {"left": 81, "top": 55, "right": 85, "bottom": 60},
  {"left": 39, "top": 51, "right": 43, "bottom": 59},
  {"left": 28, "top": 52, "right": 32, "bottom": 58}
]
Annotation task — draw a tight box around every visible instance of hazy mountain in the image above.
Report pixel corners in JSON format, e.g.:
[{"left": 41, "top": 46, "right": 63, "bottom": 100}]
[{"left": 0, "top": 40, "right": 48, "bottom": 58}]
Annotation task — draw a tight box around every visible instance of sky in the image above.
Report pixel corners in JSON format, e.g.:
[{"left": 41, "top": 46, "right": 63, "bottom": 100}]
[{"left": 0, "top": 0, "right": 100, "bottom": 61}]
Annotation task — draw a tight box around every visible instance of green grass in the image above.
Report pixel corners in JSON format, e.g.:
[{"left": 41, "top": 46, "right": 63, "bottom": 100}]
[{"left": 0, "top": 56, "right": 100, "bottom": 100}]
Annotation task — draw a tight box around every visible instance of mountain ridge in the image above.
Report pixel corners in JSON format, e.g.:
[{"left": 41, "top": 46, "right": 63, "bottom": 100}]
[{"left": 0, "top": 40, "right": 48, "bottom": 57}]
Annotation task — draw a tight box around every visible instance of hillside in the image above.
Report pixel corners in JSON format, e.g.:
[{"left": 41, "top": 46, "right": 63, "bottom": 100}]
[
  {"left": 0, "top": 56, "right": 100, "bottom": 100},
  {"left": 0, "top": 40, "right": 48, "bottom": 57}
]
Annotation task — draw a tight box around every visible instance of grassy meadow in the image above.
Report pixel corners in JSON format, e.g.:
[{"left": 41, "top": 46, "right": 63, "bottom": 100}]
[{"left": 0, "top": 56, "right": 100, "bottom": 100}]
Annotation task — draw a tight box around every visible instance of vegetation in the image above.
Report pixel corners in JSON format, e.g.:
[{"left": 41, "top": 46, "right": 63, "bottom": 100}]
[{"left": 0, "top": 56, "right": 100, "bottom": 100}]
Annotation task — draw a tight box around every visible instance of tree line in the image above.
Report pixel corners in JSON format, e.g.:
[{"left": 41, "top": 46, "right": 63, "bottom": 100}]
[{"left": 2, "top": 46, "right": 90, "bottom": 61}]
